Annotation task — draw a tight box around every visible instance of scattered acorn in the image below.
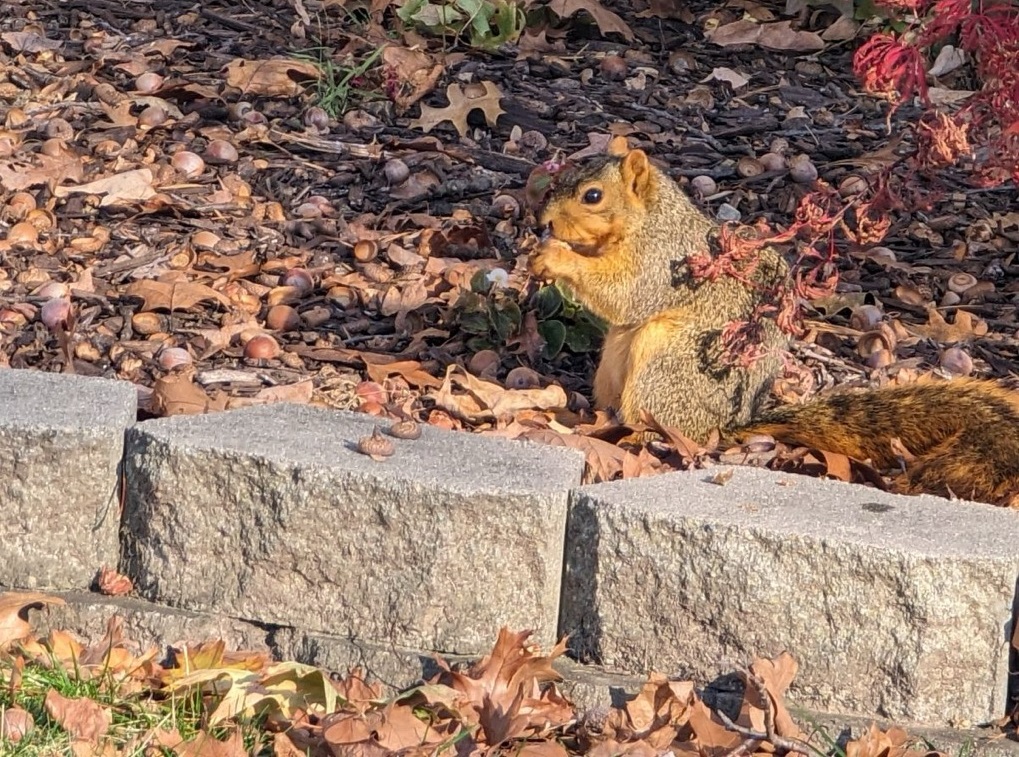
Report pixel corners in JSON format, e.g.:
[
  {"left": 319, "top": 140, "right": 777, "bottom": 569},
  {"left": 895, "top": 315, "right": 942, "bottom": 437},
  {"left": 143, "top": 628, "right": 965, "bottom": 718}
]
[
  {"left": 857, "top": 323, "right": 896, "bottom": 359},
  {"left": 171, "top": 150, "right": 205, "bottom": 178},
  {"left": 940, "top": 346, "right": 973, "bottom": 376},
  {"left": 490, "top": 194, "right": 521, "bottom": 219},
  {"left": 689, "top": 175, "right": 717, "bottom": 196},
  {"left": 384, "top": 158, "right": 410, "bottom": 185},
  {"left": 282, "top": 267, "right": 314, "bottom": 294},
  {"left": 389, "top": 419, "right": 422, "bottom": 440},
  {"left": 243, "top": 334, "right": 280, "bottom": 360},
  {"left": 204, "top": 139, "right": 238, "bottom": 164},
  {"left": 40, "top": 297, "right": 71, "bottom": 332},
  {"left": 6, "top": 221, "right": 38, "bottom": 247},
  {"left": 865, "top": 348, "right": 894, "bottom": 369},
  {"left": 599, "top": 54, "right": 628, "bottom": 81},
  {"left": 138, "top": 104, "right": 168, "bottom": 129},
  {"left": 353, "top": 239, "right": 379, "bottom": 263},
  {"left": 45, "top": 118, "right": 73, "bottom": 141},
  {"left": 132, "top": 312, "right": 168, "bottom": 335},
  {"left": 267, "top": 304, "right": 300, "bottom": 331},
  {"left": 505, "top": 366, "right": 542, "bottom": 390},
  {"left": 838, "top": 175, "right": 868, "bottom": 197},
  {"left": 788, "top": 154, "right": 818, "bottom": 184},
  {"left": 962, "top": 280, "right": 994, "bottom": 300},
  {"left": 357, "top": 426, "right": 395, "bottom": 460},
  {"left": 736, "top": 157, "right": 764, "bottom": 178},
  {"left": 758, "top": 152, "right": 786, "bottom": 172},
  {"left": 135, "top": 71, "right": 164, "bottom": 94},
  {"left": 157, "top": 346, "right": 192, "bottom": 371},
  {"left": 947, "top": 272, "right": 977, "bottom": 294},
  {"left": 34, "top": 281, "right": 70, "bottom": 300},
  {"left": 303, "top": 106, "right": 330, "bottom": 130},
  {"left": 6, "top": 192, "right": 37, "bottom": 220},
  {"left": 849, "top": 304, "right": 883, "bottom": 332}
]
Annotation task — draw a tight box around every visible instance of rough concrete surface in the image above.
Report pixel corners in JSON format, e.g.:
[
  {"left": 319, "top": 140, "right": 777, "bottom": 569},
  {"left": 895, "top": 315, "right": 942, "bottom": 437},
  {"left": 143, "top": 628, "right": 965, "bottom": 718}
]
[
  {"left": 560, "top": 465, "right": 1019, "bottom": 725},
  {"left": 121, "top": 403, "right": 584, "bottom": 655},
  {"left": 23, "top": 590, "right": 271, "bottom": 654},
  {"left": 0, "top": 370, "right": 136, "bottom": 590}
]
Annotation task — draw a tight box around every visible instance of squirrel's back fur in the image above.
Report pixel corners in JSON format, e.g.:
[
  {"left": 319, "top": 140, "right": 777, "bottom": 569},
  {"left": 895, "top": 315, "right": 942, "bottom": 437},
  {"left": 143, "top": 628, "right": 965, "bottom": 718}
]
[{"left": 529, "top": 137, "right": 1019, "bottom": 507}]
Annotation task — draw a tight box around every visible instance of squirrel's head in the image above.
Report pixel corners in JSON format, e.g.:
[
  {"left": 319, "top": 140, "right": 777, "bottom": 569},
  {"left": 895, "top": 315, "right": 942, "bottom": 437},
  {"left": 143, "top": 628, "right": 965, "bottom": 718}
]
[{"left": 538, "top": 137, "right": 655, "bottom": 253}]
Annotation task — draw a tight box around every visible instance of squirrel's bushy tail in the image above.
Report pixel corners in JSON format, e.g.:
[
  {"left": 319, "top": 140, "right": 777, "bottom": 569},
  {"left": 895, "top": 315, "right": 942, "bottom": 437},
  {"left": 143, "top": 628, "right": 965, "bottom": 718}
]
[{"left": 732, "top": 377, "right": 1019, "bottom": 506}]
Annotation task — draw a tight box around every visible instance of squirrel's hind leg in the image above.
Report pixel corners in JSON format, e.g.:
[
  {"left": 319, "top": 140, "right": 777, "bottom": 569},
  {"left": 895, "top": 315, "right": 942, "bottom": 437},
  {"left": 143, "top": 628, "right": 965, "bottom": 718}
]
[{"left": 617, "top": 313, "right": 768, "bottom": 442}]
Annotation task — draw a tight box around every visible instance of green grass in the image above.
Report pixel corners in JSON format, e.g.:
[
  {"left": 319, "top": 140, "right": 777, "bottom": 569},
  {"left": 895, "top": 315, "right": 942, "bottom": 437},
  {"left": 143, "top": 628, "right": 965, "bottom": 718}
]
[
  {"left": 0, "top": 656, "right": 270, "bottom": 756},
  {"left": 295, "top": 46, "right": 386, "bottom": 118}
]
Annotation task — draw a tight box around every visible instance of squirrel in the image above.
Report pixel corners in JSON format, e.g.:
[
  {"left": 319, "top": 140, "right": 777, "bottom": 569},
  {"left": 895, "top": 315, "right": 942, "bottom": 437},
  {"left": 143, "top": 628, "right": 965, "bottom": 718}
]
[{"left": 528, "top": 136, "right": 1019, "bottom": 507}]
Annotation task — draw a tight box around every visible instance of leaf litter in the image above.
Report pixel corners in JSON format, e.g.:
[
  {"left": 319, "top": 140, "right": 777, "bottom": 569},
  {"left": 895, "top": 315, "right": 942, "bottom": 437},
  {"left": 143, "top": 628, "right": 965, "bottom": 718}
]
[
  {"left": 0, "top": 0, "right": 1017, "bottom": 497},
  {"left": 0, "top": 590, "right": 975, "bottom": 755}
]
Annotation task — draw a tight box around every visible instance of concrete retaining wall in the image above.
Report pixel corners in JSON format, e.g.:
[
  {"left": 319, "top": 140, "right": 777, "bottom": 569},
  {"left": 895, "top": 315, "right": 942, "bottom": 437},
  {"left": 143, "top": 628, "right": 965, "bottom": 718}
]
[{"left": 3, "top": 368, "right": 1018, "bottom": 734}]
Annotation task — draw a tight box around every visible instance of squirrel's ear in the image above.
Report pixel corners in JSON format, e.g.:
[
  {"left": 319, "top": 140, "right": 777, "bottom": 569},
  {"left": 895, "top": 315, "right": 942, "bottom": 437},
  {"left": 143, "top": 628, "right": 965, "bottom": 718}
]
[
  {"left": 607, "top": 136, "right": 630, "bottom": 157},
  {"left": 620, "top": 149, "right": 653, "bottom": 200}
]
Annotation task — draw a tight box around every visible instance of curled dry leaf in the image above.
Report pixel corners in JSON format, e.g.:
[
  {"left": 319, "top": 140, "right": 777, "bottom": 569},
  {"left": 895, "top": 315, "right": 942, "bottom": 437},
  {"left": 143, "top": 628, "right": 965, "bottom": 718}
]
[
  {"left": 430, "top": 364, "right": 566, "bottom": 423},
  {"left": 845, "top": 724, "right": 931, "bottom": 757},
  {"left": 95, "top": 566, "right": 134, "bottom": 597},
  {"left": 547, "top": 0, "right": 634, "bottom": 40},
  {"left": 743, "top": 653, "right": 807, "bottom": 740},
  {"left": 151, "top": 372, "right": 228, "bottom": 416},
  {"left": 381, "top": 45, "right": 445, "bottom": 110},
  {"left": 514, "top": 428, "right": 636, "bottom": 483},
  {"left": 0, "top": 591, "right": 66, "bottom": 648},
  {"left": 223, "top": 58, "right": 321, "bottom": 98}
]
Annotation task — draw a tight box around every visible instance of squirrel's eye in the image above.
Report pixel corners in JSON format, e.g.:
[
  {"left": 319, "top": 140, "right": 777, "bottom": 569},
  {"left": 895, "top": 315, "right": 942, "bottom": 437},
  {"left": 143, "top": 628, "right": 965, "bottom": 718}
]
[{"left": 582, "top": 188, "right": 602, "bottom": 204}]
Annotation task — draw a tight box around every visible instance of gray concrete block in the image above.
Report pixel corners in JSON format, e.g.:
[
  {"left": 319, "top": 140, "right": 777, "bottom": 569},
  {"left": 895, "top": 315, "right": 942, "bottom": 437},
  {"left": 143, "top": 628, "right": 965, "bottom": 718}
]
[
  {"left": 25, "top": 590, "right": 270, "bottom": 654},
  {"left": 0, "top": 371, "right": 136, "bottom": 590},
  {"left": 122, "top": 404, "right": 583, "bottom": 655},
  {"left": 560, "top": 465, "right": 1019, "bottom": 726}
]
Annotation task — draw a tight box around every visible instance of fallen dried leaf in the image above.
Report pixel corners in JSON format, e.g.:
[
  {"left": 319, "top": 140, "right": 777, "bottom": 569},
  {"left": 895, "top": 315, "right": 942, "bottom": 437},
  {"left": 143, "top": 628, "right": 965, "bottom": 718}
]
[
  {"left": 410, "top": 81, "right": 505, "bottom": 136},
  {"left": 0, "top": 591, "right": 65, "bottom": 648},
  {"left": 224, "top": 58, "right": 321, "bottom": 97},
  {"left": 44, "top": 689, "right": 111, "bottom": 742},
  {"left": 547, "top": 0, "right": 634, "bottom": 40},
  {"left": 53, "top": 168, "right": 157, "bottom": 206}
]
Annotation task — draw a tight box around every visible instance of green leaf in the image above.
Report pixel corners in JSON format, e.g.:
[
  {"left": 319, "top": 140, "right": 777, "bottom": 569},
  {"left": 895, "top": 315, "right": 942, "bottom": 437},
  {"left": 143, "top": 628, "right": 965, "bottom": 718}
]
[
  {"left": 564, "top": 320, "right": 603, "bottom": 353},
  {"left": 532, "top": 285, "right": 563, "bottom": 319},
  {"left": 538, "top": 319, "right": 567, "bottom": 359},
  {"left": 499, "top": 298, "right": 522, "bottom": 329},
  {"left": 467, "top": 335, "right": 495, "bottom": 352},
  {"left": 470, "top": 268, "right": 492, "bottom": 294},
  {"left": 459, "top": 310, "right": 491, "bottom": 335},
  {"left": 490, "top": 306, "right": 516, "bottom": 341},
  {"left": 396, "top": 0, "right": 426, "bottom": 22}
]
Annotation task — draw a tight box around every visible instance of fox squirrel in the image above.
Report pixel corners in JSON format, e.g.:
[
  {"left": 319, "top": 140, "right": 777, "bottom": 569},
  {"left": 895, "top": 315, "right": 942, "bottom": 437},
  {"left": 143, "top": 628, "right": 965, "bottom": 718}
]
[{"left": 529, "top": 137, "right": 1019, "bottom": 507}]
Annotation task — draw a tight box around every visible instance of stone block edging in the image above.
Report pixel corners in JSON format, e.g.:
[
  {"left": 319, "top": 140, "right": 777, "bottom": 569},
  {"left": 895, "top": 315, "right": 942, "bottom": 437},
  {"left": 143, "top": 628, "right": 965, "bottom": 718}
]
[{"left": 2, "top": 368, "right": 1017, "bottom": 729}]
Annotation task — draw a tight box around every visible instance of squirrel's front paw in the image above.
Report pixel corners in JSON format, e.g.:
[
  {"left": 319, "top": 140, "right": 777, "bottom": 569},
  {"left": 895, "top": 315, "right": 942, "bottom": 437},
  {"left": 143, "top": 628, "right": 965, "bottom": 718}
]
[{"left": 529, "top": 238, "right": 574, "bottom": 282}]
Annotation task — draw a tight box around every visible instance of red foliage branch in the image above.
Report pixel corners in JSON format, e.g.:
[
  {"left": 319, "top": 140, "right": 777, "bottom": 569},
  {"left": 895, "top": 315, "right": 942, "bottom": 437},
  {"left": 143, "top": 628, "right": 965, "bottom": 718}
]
[{"left": 853, "top": 0, "right": 1019, "bottom": 183}]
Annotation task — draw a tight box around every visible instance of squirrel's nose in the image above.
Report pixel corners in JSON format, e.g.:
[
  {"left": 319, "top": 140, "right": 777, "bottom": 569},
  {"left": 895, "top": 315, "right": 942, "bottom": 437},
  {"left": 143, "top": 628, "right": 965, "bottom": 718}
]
[{"left": 538, "top": 222, "right": 552, "bottom": 241}]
